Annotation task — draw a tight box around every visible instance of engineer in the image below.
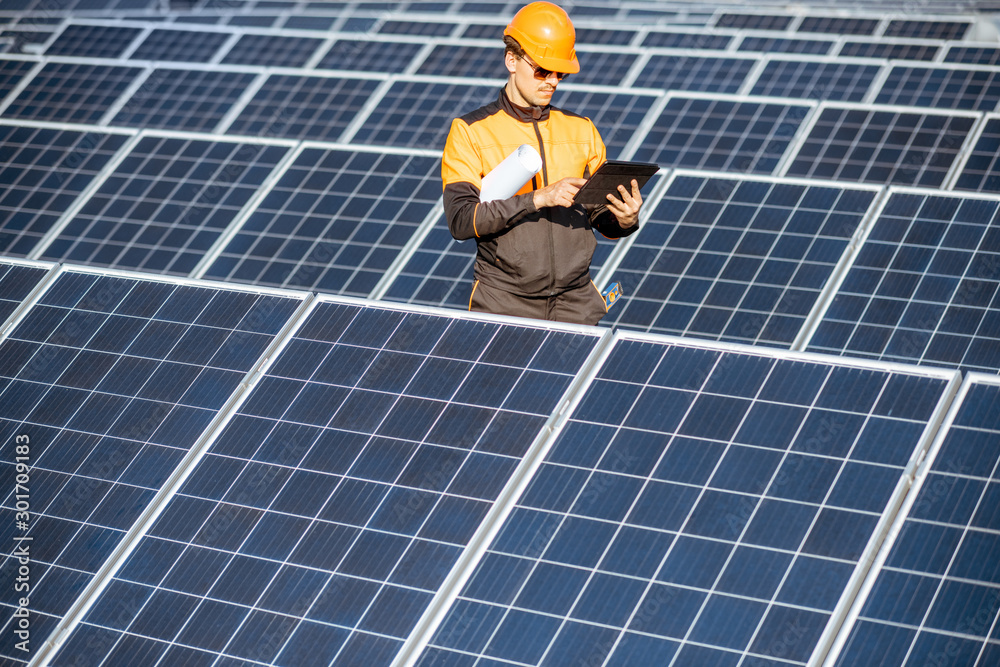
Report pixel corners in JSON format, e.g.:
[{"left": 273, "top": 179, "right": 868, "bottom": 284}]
[{"left": 441, "top": 1, "right": 642, "bottom": 325}]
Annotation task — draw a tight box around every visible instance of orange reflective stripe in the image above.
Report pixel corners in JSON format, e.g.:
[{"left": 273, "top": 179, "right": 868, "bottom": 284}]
[
  {"left": 468, "top": 280, "right": 480, "bottom": 310},
  {"left": 473, "top": 203, "right": 480, "bottom": 238}
]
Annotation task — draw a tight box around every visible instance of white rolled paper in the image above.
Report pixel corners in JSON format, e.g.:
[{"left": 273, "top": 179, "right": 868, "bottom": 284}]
[{"left": 479, "top": 144, "right": 542, "bottom": 203}]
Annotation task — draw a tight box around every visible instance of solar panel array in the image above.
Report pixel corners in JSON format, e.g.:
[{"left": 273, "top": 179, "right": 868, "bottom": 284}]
[{"left": 2, "top": 0, "right": 1000, "bottom": 666}]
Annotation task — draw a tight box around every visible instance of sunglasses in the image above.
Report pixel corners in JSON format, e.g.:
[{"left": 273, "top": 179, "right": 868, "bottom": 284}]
[{"left": 520, "top": 55, "right": 569, "bottom": 81}]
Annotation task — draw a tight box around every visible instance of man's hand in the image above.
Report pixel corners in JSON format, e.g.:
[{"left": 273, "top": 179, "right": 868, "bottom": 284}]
[
  {"left": 533, "top": 177, "right": 587, "bottom": 209},
  {"left": 606, "top": 179, "right": 642, "bottom": 228}
]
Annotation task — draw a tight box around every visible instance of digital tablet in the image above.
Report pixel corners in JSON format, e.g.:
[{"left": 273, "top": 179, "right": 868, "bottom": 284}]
[{"left": 574, "top": 159, "right": 660, "bottom": 207}]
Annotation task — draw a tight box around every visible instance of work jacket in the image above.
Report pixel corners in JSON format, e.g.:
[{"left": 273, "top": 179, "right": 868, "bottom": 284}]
[{"left": 442, "top": 88, "right": 638, "bottom": 299}]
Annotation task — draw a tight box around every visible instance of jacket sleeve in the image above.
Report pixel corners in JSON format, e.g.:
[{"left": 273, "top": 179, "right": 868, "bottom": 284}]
[
  {"left": 584, "top": 122, "right": 640, "bottom": 240},
  {"left": 441, "top": 118, "right": 537, "bottom": 241}
]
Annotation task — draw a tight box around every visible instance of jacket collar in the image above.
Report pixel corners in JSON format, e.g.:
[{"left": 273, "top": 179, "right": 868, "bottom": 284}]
[{"left": 499, "top": 86, "right": 549, "bottom": 123}]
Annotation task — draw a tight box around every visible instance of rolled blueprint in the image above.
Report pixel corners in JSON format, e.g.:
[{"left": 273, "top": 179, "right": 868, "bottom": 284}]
[{"left": 479, "top": 144, "right": 542, "bottom": 203}]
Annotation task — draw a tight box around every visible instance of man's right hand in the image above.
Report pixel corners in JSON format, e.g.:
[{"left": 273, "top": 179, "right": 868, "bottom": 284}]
[{"left": 533, "top": 177, "right": 587, "bottom": 209}]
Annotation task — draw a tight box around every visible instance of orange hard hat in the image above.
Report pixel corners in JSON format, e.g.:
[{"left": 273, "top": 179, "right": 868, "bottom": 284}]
[{"left": 504, "top": 2, "right": 580, "bottom": 74}]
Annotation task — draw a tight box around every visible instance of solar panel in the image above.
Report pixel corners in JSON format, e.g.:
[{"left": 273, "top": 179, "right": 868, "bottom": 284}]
[
  {"left": 349, "top": 80, "right": 496, "bottom": 150},
  {"left": 53, "top": 299, "right": 603, "bottom": 666},
  {"left": 0, "top": 125, "right": 131, "bottom": 257},
  {"left": 944, "top": 45, "right": 1000, "bottom": 66},
  {"left": 737, "top": 36, "right": 834, "bottom": 55},
  {"left": 43, "top": 23, "right": 141, "bottom": 58},
  {"left": 460, "top": 23, "right": 502, "bottom": 40},
  {"left": 317, "top": 38, "right": 426, "bottom": 74},
  {"left": 225, "top": 74, "right": 381, "bottom": 142},
  {"left": 602, "top": 174, "right": 879, "bottom": 347},
  {"left": 202, "top": 147, "right": 440, "bottom": 296},
  {"left": 0, "top": 58, "right": 35, "bottom": 101},
  {"left": 414, "top": 44, "right": 505, "bottom": 79},
  {"left": 633, "top": 96, "right": 812, "bottom": 175},
  {"left": 806, "top": 190, "right": 1000, "bottom": 374},
  {"left": 0, "top": 259, "right": 51, "bottom": 326},
  {"left": 129, "top": 28, "right": 231, "bottom": 62},
  {"left": 640, "top": 31, "right": 732, "bottom": 50},
  {"left": 382, "top": 212, "right": 475, "bottom": 309},
  {"left": 555, "top": 89, "right": 659, "bottom": 160},
  {"left": 3, "top": 62, "right": 143, "bottom": 124},
  {"left": 575, "top": 51, "right": 639, "bottom": 86},
  {"left": 829, "top": 373, "right": 1000, "bottom": 666},
  {"left": 574, "top": 27, "right": 635, "bottom": 46},
  {"left": 749, "top": 60, "right": 882, "bottom": 102},
  {"left": 784, "top": 107, "right": 976, "bottom": 188},
  {"left": 882, "top": 19, "right": 970, "bottom": 40},
  {"left": 715, "top": 12, "right": 793, "bottom": 30},
  {"left": 0, "top": 269, "right": 304, "bottom": 665},
  {"left": 38, "top": 136, "right": 291, "bottom": 276},
  {"left": 379, "top": 19, "right": 454, "bottom": 37},
  {"left": 414, "top": 334, "right": 956, "bottom": 667},
  {"left": 220, "top": 33, "right": 325, "bottom": 67},
  {"left": 875, "top": 66, "right": 1000, "bottom": 112},
  {"left": 954, "top": 117, "right": 1000, "bottom": 193},
  {"left": 636, "top": 55, "right": 757, "bottom": 94},
  {"left": 227, "top": 14, "right": 279, "bottom": 27},
  {"left": 797, "top": 16, "right": 879, "bottom": 35},
  {"left": 111, "top": 68, "right": 258, "bottom": 133},
  {"left": 839, "top": 41, "right": 939, "bottom": 62}
]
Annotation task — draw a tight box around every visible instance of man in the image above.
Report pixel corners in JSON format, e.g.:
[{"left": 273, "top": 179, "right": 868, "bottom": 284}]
[{"left": 441, "top": 1, "right": 642, "bottom": 325}]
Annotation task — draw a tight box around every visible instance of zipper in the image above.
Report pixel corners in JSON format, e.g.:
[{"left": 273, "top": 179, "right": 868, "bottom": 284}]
[{"left": 532, "top": 118, "right": 556, "bottom": 295}]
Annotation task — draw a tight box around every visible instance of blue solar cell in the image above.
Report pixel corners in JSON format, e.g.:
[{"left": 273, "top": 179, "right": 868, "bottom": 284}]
[
  {"left": 129, "top": 28, "right": 230, "bottom": 62},
  {"left": 40, "top": 137, "right": 289, "bottom": 275},
  {"left": 750, "top": 60, "right": 881, "bottom": 102},
  {"left": 835, "top": 377, "right": 1000, "bottom": 667},
  {"left": 956, "top": 118, "right": 1000, "bottom": 193},
  {"left": 738, "top": 36, "right": 834, "bottom": 55},
  {"left": 420, "top": 338, "right": 952, "bottom": 667},
  {"left": 575, "top": 27, "right": 636, "bottom": 45},
  {"left": 641, "top": 31, "right": 732, "bottom": 49},
  {"left": 797, "top": 16, "right": 878, "bottom": 35},
  {"left": 883, "top": 19, "right": 970, "bottom": 40},
  {"left": 839, "top": 41, "right": 939, "bottom": 61},
  {"left": 3, "top": 62, "right": 142, "bottom": 124},
  {"left": 0, "top": 272, "right": 302, "bottom": 665},
  {"left": 112, "top": 68, "right": 257, "bottom": 132},
  {"left": 54, "top": 301, "right": 601, "bottom": 667},
  {"left": 204, "top": 148, "right": 441, "bottom": 295},
  {"left": 633, "top": 97, "right": 811, "bottom": 174},
  {"left": 0, "top": 58, "right": 37, "bottom": 99},
  {"left": 317, "top": 39, "right": 425, "bottom": 73},
  {"left": 875, "top": 66, "right": 1000, "bottom": 111},
  {"left": 378, "top": 19, "right": 454, "bottom": 36},
  {"left": 0, "top": 126, "right": 130, "bottom": 257},
  {"left": 636, "top": 55, "right": 756, "bottom": 94},
  {"left": 43, "top": 23, "right": 141, "bottom": 58},
  {"left": 0, "top": 261, "right": 48, "bottom": 325},
  {"left": 415, "top": 44, "right": 506, "bottom": 79},
  {"left": 807, "top": 192, "right": 1000, "bottom": 373},
  {"left": 786, "top": 108, "right": 975, "bottom": 187},
  {"left": 944, "top": 46, "right": 1000, "bottom": 65},
  {"left": 220, "top": 34, "right": 324, "bottom": 67},
  {"left": 227, "top": 75, "right": 380, "bottom": 142},
  {"left": 716, "top": 13, "right": 793, "bottom": 30}
]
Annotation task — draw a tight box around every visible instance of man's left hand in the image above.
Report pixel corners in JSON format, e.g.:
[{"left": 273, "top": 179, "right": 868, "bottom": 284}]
[{"left": 606, "top": 179, "right": 642, "bottom": 228}]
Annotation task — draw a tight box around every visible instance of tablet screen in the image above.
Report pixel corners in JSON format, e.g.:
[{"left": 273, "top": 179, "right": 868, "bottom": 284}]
[{"left": 573, "top": 160, "right": 660, "bottom": 207}]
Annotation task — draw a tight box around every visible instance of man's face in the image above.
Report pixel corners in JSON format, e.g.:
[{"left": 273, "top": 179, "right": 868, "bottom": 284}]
[{"left": 505, "top": 51, "right": 565, "bottom": 107}]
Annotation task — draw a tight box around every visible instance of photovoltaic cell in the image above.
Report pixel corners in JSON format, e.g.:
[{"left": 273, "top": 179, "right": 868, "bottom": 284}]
[
  {"left": 43, "top": 23, "right": 141, "bottom": 58},
  {"left": 382, "top": 212, "right": 475, "bottom": 309},
  {"left": 54, "top": 301, "right": 601, "bottom": 667},
  {"left": 750, "top": 60, "right": 882, "bottom": 102},
  {"left": 0, "top": 59, "right": 35, "bottom": 100},
  {"left": 226, "top": 75, "right": 381, "bottom": 142},
  {"left": 419, "top": 336, "right": 952, "bottom": 667},
  {"left": 0, "top": 126, "right": 130, "bottom": 257},
  {"left": 640, "top": 31, "right": 732, "bottom": 50},
  {"left": 461, "top": 23, "right": 502, "bottom": 40},
  {"left": 633, "top": 97, "right": 812, "bottom": 174},
  {"left": 954, "top": 118, "right": 1000, "bottom": 193},
  {"left": 603, "top": 175, "right": 877, "bottom": 346},
  {"left": 883, "top": 19, "right": 970, "bottom": 40},
  {"left": 785, "top": 108, "right": 975, "bottom": 187},
  {"left": 0, "top": 260, "right": 49, "bottom": 325},
  {"left": 944, "top": 46, "right": 1000, "bottom": 65},
  {"left": 715, "top": 12, "right": 793, "bottom": 30},
  {"left": 574, "top": 27, "right": 635, "bottom": 46},
  {"left": 284, "top": 15, "right": 336, "bottom": 30},
  {"left": 414, "top": 44, "right": 505, "bottom": 79},
  {"left": 351, "top": 80, "right": 497, "bottom": 150},
  {"left": 807, "top": 191, "right": 1000, "bottom": 373},
  {"left": 0, "top": 271, "right": 303, "bottom": 665},
  {"left": 797, "top": 16, "right": 879, "bottom": 35},
  {"left": 227, "top": 15, "right": 279, "bottom": 27},
  {"left": 220, "top": 34, "right": 325, "bottom": 67},
  {"left": 636, "top": 55, "right": 757, "bottom": 94},
  {"left": 3, "top": 62, "right": 142, "bottom": 124},
  {"left": 204, "top": 148, "right": 440, "bottom": 296},
  {"left": 555, "top": 90, "right": 658, "bottom": 159},
  {"left": 834, "top": 376, "right": 1000, "bottom": 667},
  {"left": 378, "top": 19, "right": 454, "bottom": 37},
  {"left": 875, "top": 66, "right": 1000, "bottom": 112},
  {"left": 317, "top": 39, "right": 425, "bottom": 74},
  {"left": 738, "top": 36, "right": 834, "bottom": 55},
  {"left": 129, "top": 28, "right": 231, "bottom": 62},
  {"left": 39, "top": 137, "right": 290, "bottom": 276},
  {"left": 574, "top": 52, "right": 639, "bottom": 86},
  {"left": 839, "top": 41, "right": 939, "bottom": 62},
  {"left": 112, "top": 69, "right": 258, "bottom": 133}
]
